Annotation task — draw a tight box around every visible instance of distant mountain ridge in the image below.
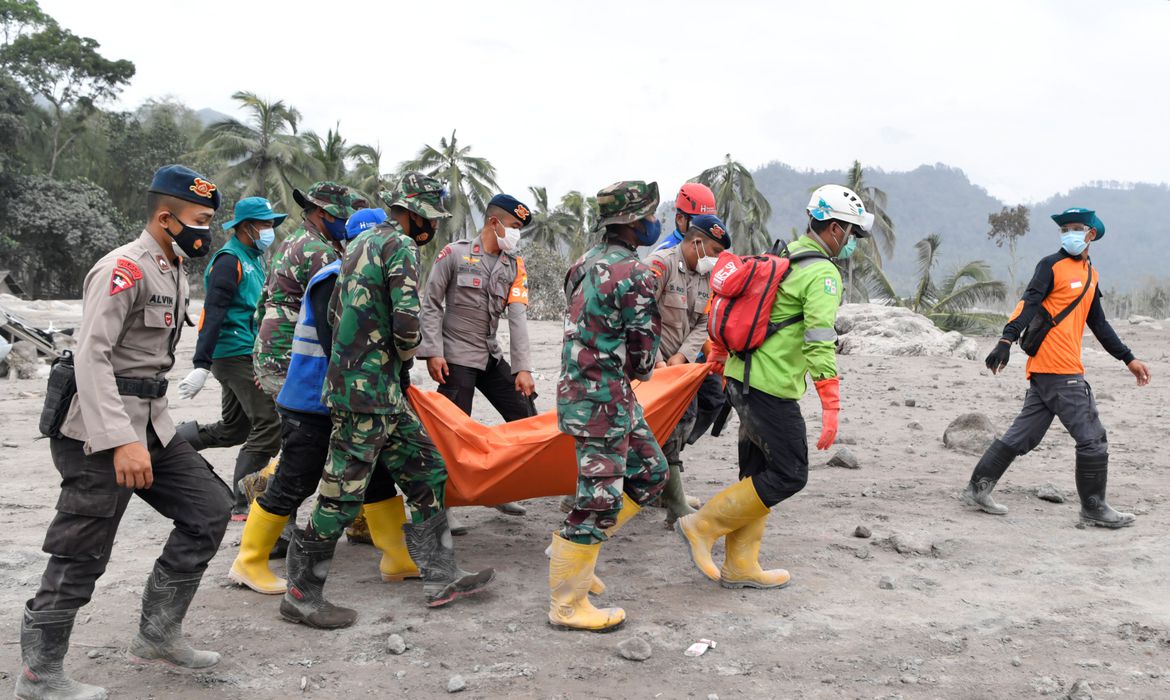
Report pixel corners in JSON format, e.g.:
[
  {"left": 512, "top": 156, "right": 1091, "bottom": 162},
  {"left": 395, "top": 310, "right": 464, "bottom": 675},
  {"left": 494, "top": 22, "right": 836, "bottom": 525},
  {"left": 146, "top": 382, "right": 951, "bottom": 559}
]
[{"left": 752, "top": 162, "right": 1170, "bottom": 294}]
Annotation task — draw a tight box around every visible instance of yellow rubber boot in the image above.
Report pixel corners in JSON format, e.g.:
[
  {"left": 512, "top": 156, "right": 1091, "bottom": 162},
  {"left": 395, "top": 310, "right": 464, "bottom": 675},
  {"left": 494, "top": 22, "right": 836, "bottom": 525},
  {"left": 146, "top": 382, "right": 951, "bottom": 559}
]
[
  {"left": 720, "top": 514, "right": 791, "bottom": 589},
  {"left": 590, "top": 494, "right": 641, "bottom": 596},
  {"left": 547, "top": 535, "right": 625, "bottom": 632},
  {"left": 675, "top": 477, "right": 770, "bottom": 581},
  {"left": 363, "top": 496, "right": 421, "bottom": 582},
  {"left": 229, "top": 502, "right": 289, "bottom": 594}
]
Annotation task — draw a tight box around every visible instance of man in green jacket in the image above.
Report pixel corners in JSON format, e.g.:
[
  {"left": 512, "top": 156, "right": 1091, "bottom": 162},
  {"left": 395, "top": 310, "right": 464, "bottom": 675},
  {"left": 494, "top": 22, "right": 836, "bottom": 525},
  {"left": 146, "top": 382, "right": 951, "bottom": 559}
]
[
  {"left": 677, "top": 184, "right": 871, "bottom": 589},
  {"left": 176, "top": 196, "right": 286, "bottom": 518}
]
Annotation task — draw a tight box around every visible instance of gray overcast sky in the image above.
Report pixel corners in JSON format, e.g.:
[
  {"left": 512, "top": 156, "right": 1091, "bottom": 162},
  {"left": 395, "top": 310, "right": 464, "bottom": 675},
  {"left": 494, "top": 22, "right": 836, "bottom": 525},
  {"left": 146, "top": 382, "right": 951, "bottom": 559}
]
[{"left": 39, "top": 0, "right": 1170, "bottom": 206}]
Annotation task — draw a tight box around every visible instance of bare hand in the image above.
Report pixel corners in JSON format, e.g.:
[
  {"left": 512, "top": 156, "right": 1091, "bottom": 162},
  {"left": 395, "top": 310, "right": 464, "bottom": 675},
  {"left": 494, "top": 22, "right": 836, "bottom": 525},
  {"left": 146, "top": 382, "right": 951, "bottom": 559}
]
[
  {"left": 427, "top": 357, "right": 449, "bottom": 384},
  {"left": 514, "top": 370, "right": 535, "bottom": 396},
  {"left": 654, "top": 360, "right": 667, "bottom": 369},
  {"left": 113, "top": 441, "right": 153, "bottom": 490},
  {"left": 666, "top": 353, "right": 687, "bottom": 367},
  {"left": 708, "top": 360, "right": 725, "bottom": 377},
  {"left": 1128, "top": 359, "right": 1151, "bottom": 387}
]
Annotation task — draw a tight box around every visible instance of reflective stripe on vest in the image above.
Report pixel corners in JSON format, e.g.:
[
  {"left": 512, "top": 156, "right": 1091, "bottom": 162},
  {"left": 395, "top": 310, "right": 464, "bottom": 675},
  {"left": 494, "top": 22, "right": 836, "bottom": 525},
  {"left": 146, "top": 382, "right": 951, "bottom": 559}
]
[{"left": 276, "top": 260, "right": 340, "bottom": 415}]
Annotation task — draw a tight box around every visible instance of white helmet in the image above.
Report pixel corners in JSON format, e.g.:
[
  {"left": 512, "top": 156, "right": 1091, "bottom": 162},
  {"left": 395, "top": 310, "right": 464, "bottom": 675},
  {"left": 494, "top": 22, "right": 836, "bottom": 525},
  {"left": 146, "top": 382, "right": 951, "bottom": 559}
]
[{"left": 807, "top": 185, "right": 874, "bottom": 236}]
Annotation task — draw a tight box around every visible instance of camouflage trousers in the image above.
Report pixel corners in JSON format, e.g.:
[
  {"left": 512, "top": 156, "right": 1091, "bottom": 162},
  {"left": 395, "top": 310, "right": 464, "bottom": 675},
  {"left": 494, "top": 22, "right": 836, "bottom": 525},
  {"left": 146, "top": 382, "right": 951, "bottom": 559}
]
[
  {"left": 307, "top": 409, "right": 447, "bottom": 541},
  {"left": 560, "top": 415, "right": 669, "bottom": 544}
]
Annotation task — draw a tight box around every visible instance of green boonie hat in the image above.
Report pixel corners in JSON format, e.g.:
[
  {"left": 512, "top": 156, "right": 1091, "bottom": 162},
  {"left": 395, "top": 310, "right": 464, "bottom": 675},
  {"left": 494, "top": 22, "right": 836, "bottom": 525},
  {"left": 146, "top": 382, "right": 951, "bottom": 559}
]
[
  {"left": 595, "top": 180, "right": 659, "bottom": 229},
  {"left": 293, "top": 181, "right": 365, "bottom": 219},
  {"left": 379, "top": 171, "right": 451, "bottom": 220}
]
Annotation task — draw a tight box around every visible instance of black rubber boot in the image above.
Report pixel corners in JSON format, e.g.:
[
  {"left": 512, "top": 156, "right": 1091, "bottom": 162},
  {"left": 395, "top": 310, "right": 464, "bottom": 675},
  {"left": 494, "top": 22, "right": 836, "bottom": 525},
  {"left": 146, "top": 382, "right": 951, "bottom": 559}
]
[
  {"left": 403, "top": 510, "right": 494, "bottom": 608},
  {"left": 280, "top": 531, "right": 357, "bottom": 629},
  {"left": 961, "top": 439, "right": 1015, "bottom": 515},
  {"left": 174, "top": 420, "right": 206, "bottom": 451},
  {"left": 1075, "top": 454, "right": 1136, "bottom": 528},
  {"left": 269, "top": 517, "right": 296, "bottom": 560},
  {"left": 15, "top": 604, "right": 107, "bottom": 700},
  {"left": 128, "top": 563, "right": 219, "bottom": 669}
]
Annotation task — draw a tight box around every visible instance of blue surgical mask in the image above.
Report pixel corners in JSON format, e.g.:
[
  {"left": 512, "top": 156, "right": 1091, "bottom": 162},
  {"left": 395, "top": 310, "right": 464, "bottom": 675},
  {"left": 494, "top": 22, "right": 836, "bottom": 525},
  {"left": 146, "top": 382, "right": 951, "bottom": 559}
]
[
  {"left": 1061, "top": 230, "right": 1089, "bottom": 256},
  {"left": 837, "top": 236, "right": 857, "bottom": 259},
  {"left": 322, "top": 215, "right": 349, "bottom": 241},
  {"left": 255, "top": 227, "right": 275, "bottom": 252},
  {"left": 636, "top": 217, "right": 662, "bottom": 246}
]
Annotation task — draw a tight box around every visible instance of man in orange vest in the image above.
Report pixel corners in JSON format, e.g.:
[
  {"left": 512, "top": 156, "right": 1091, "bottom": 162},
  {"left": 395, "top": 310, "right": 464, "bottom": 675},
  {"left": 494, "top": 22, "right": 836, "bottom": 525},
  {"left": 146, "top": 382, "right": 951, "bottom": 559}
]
[{"left": 965, "top": 207, "right": 1151, "bottom": 528}]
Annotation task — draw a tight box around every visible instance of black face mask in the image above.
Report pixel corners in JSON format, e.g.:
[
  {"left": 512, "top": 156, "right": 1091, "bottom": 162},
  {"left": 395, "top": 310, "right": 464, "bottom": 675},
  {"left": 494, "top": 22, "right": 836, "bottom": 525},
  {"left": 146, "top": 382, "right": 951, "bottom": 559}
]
[
  {"left": 407, "top": 216, "right": 437, "bottom": 246},
  {"left": 165, "top": 212, "right": 212, "bottom": 258}
]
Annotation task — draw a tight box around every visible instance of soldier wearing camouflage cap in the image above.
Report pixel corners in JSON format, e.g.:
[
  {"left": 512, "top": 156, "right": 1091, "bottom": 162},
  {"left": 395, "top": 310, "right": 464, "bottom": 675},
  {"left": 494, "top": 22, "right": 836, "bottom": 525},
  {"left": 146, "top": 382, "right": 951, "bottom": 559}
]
[
  {"left": 548, "top": 180, "right": 669, "bottom": 633},
  {"left": 244, "top": 181, "right": 366, "bottom": 400},
  {"left": 280, "top": 172, "right": 494, "bottom": 629}
]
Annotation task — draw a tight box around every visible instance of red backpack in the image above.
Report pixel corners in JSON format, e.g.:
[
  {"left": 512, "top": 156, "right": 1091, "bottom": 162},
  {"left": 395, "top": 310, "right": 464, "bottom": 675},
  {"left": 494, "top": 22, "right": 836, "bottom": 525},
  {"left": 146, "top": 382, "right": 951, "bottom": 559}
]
[{"left": 707, "top": 242, "right": 829, "bottom": 391}]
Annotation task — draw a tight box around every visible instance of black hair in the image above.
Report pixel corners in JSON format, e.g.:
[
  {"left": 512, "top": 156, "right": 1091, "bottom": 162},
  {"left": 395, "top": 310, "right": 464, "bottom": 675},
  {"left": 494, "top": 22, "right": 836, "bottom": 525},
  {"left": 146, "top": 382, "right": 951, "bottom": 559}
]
[
  {"left": 809, "top": 216, "right": 849, "bottom": 235},
  {"left": 146, "top": 191, "right": 187, "bottom": 217},
  {"left": 484, "top": 204, "right": 509, "bottom": 223}
]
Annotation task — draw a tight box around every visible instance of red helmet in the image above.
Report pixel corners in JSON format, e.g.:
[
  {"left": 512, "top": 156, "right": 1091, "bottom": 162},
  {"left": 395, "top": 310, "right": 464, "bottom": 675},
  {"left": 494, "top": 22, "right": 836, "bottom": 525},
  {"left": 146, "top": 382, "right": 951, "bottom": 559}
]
[{"left": 675, "top": 183, "right": 717, "bottom": 216}]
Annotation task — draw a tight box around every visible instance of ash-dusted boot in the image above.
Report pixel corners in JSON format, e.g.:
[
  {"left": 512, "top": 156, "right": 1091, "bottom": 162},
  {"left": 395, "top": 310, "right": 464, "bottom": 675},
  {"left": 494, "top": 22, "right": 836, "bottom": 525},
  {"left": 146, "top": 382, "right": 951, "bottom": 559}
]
[
  {"left": 547, "top": 535, "right": 625, "bottom": 632},
  {"left": 544, "top": 494, "right": 641, "bottom": 596},
  {"left": 403, "top": 510, "right": 494, "bottom": 607},
  {"left": 128, "top": 563, "right": 219, "bottom": 669},
  {"left": 676, "top": 477, "right": 770, "bottom": 581},
  {"left": 960, "top": 439, "right": 1015, "bottom": 515},
  {"left": 229, "top": 502, "right": 289, "bottom": 594},
  {"left": 15, "top": 605, "right": 107, "bottom": 700},
  {"left": 1076, "top": 453, "right": 1136, "bottom": 528},
  {"left": 230, "top": 452, "right": 271, "bottom": 520},
  {"left": 363, "top": 496, "right": 421, "bottom": 582},
  {"left": 720, "top": 513, "right": 791, "bottom": 589},
  {"left": 280, "top": 531, "right": 357, "bottom": 629}
]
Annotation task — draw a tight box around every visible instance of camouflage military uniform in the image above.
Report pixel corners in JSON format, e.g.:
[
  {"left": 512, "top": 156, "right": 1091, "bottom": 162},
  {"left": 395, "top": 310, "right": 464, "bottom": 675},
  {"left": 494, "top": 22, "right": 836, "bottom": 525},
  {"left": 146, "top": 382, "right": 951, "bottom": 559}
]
[
  {"left": 557, "top": 182, "right": 667, "bottom": 544},
  {"left": 308, "top": 176, "right": 451, "bottom": 541},
  {"left": 253, "top": 182, "right": 363, "bottom": 397}
]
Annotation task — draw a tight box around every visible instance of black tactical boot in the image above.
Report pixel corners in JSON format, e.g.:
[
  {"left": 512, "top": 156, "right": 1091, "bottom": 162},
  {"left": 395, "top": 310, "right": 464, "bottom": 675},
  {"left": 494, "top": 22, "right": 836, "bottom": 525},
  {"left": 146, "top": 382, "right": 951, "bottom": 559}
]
[
  {"left": 403, "top": 510, "right": 494, "bottom": 608},
  {"left": 128, "top": 563, "right": 219, "bottom": 669},
  {"left": 15, "top": 605, "right": 107, "bottom": 700},
  {"left": 174, "top": 420, "right": 206, "bottom": 451},
  {"left": 231, "top": 451, "right": 270, "bottom": 518},
  {"left": 961, "top": 439, "right": 1016, "bottom": 515},
  {"left": 280, "top": 531, "right": 357, "bottom": 629},
  {"left": 1076, "top": 454, "right": 1136, "bottom": 528}
]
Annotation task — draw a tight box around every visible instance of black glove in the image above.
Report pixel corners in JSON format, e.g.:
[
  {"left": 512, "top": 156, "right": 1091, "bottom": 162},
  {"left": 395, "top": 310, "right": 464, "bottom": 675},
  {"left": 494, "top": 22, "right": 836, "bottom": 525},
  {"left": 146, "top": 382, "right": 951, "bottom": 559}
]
[
  {"left": 985, "top": 341, "right": 1011, "bottom": 373},
  {"left": 399, "top": 359, "right": 413, "bottom": 394}
]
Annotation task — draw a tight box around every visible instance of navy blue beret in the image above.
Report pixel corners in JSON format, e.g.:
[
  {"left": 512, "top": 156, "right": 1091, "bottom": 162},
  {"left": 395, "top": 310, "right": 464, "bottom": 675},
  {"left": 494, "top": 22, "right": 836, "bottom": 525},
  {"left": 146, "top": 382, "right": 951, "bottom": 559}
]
[
  {"left": 149, "top": 164, "right": 221, "bottom": 211},
  {"left": 488, "top": 193, "right": 532, "bottom": 228},
  {"left": 1051, "top": 207, "right": 1105, "bottom": 240},
  {"left": 691, "top": 214, "right": 732, "bottom": 249}
]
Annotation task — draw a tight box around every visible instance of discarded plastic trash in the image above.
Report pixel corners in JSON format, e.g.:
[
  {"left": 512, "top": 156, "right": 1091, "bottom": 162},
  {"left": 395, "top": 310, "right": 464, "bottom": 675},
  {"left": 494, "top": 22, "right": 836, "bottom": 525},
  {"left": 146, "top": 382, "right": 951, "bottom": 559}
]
[{"left": 684, "top": 639, "right": 717, "bottom": 657}]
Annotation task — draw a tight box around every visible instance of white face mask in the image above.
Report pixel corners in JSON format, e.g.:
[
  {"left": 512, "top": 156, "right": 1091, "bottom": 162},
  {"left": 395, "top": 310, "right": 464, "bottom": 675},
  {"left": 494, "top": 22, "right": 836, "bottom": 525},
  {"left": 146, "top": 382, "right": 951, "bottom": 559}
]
[
  {"left": 495, "top": 221, "right": 521, "bottom": 253},
  {"left": 693, "top": 239, "right": 719, "bottom": 275}
]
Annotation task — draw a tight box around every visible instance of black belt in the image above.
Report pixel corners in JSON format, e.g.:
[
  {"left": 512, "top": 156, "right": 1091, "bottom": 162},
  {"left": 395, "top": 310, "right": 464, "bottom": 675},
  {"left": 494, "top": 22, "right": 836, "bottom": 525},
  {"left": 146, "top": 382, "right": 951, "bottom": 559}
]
[{"left": 115, "top": 376, "right": 169, "bottom": 399}]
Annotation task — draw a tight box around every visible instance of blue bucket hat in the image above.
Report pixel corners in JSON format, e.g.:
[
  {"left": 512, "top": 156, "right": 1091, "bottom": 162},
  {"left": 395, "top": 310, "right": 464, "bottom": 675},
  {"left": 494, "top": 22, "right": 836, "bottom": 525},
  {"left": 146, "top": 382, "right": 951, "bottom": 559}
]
[
  {"left": 221, "top": 196, "right": 288, "bottom": 231},
  {"left": 1051, "top": 207, "right": 1105, "bottom": 240}
]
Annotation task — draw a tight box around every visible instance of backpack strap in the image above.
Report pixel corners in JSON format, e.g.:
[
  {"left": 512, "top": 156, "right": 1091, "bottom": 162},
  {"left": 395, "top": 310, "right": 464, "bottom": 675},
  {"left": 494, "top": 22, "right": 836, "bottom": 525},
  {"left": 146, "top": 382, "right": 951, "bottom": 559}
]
[{"left": 1050, "top": 263, "right": 1093, "bottom": 327}]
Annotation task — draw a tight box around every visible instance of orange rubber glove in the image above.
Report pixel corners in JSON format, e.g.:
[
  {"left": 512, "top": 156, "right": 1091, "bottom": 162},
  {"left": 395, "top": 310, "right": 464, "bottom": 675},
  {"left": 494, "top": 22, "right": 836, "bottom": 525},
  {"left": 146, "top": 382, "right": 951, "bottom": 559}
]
[{"left": 814, "top": 376, "right": 840, "bottom": 450}]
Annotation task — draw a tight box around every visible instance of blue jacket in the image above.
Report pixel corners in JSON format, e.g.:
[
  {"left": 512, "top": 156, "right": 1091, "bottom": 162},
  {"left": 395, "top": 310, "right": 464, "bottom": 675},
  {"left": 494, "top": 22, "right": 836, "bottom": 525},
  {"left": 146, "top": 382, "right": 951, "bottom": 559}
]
[{"left": 276, "top": 260, "right": 341, "bottom": 415}]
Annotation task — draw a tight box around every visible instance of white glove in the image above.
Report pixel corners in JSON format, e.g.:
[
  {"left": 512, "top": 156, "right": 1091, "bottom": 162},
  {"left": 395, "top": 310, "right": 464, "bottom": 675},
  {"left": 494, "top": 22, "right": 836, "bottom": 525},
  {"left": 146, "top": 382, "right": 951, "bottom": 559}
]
[{"left": 179, "top": 368, "right": 210, "bottom": 400}]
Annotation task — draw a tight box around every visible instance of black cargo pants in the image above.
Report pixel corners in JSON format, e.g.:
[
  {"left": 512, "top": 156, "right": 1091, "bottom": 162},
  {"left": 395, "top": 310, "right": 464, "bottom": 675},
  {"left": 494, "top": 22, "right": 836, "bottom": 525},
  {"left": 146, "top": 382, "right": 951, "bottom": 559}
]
[
  {"left": 31, "top": 425, "right": 233, "bottom": 611},
  {"left": 439, "top": 355, "right": 536, "bottom": 421}
]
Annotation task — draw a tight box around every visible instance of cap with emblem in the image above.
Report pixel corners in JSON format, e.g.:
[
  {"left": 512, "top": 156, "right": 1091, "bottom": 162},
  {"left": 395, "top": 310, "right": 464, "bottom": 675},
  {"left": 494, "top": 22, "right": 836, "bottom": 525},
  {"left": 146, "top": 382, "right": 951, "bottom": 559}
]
[
  {"left": 690, "top": 214, "right": 732, "bottom": 249},
  {"left": 595, "top": 180, "right": 659, "bottom": 229},
  {"left": 292, "top": 181, "right": 365, "bottom": 219},
  {"left": 149, "top": 164, "right": 221, "bottom": 211},
  {"left": 344, "top": 207, "right": 388, "bottom": 239},
  {"left": 378, "top": 171, "right": 451, "bottom": 221},
  {"left": 487, "top": 193, "right": 533, "bottom": 228},
  {"left": 221, "top": 196, "right": 288, "bottom": 230},
  {"left": 1051, "top": 207, "right": 1105, "bottom": 240}
]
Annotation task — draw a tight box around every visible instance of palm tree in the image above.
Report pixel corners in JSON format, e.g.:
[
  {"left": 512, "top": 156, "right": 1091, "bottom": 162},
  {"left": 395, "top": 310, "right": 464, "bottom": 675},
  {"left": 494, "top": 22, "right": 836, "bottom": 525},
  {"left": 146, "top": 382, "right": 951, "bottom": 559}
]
[
  {"left": 521, "top": 186, "right": 563, "bottom": 251},
  {"left": 694, "top": 154, "right": 772, "bottom": 254},
  {"left": 345, "top": 142, "right": 385, "bottom": 200},
  {"left": 865, "top": 233, "right": 1006, "bottom": 332},
  {"left": 555, "top": 190, "right": 599, "bottom": 260},
  {"left": 194, "top": 91, "right": 313, "bottom": 215},
  {"left": 835, "top": 161, "right": 898, "bottom": 301},
  {"left": 398, "top": 130, "right": 500, "bottom": 253},
  {"left": 302, "top": 123, "right": 347, "bottom": 182}
]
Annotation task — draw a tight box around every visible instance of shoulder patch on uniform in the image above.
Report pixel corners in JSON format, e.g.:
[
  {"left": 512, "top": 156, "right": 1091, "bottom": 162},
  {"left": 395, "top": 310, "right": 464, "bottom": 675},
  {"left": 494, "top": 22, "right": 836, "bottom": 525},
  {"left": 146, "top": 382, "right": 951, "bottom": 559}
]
[
  {"left": 824, "top": 277, "right": 838, "bottom": 295},
  {"left": 650, "top": 259, "right": 668, "bottom": 278},
  {"left": 110, "top": 268, "right": 136, "bottom": 296},
  {"left": 436, "top": 245, "right": 453, "bottom": 262},
  {"left": 116, "top": 258, "right": 144, "bottom": 280}
]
